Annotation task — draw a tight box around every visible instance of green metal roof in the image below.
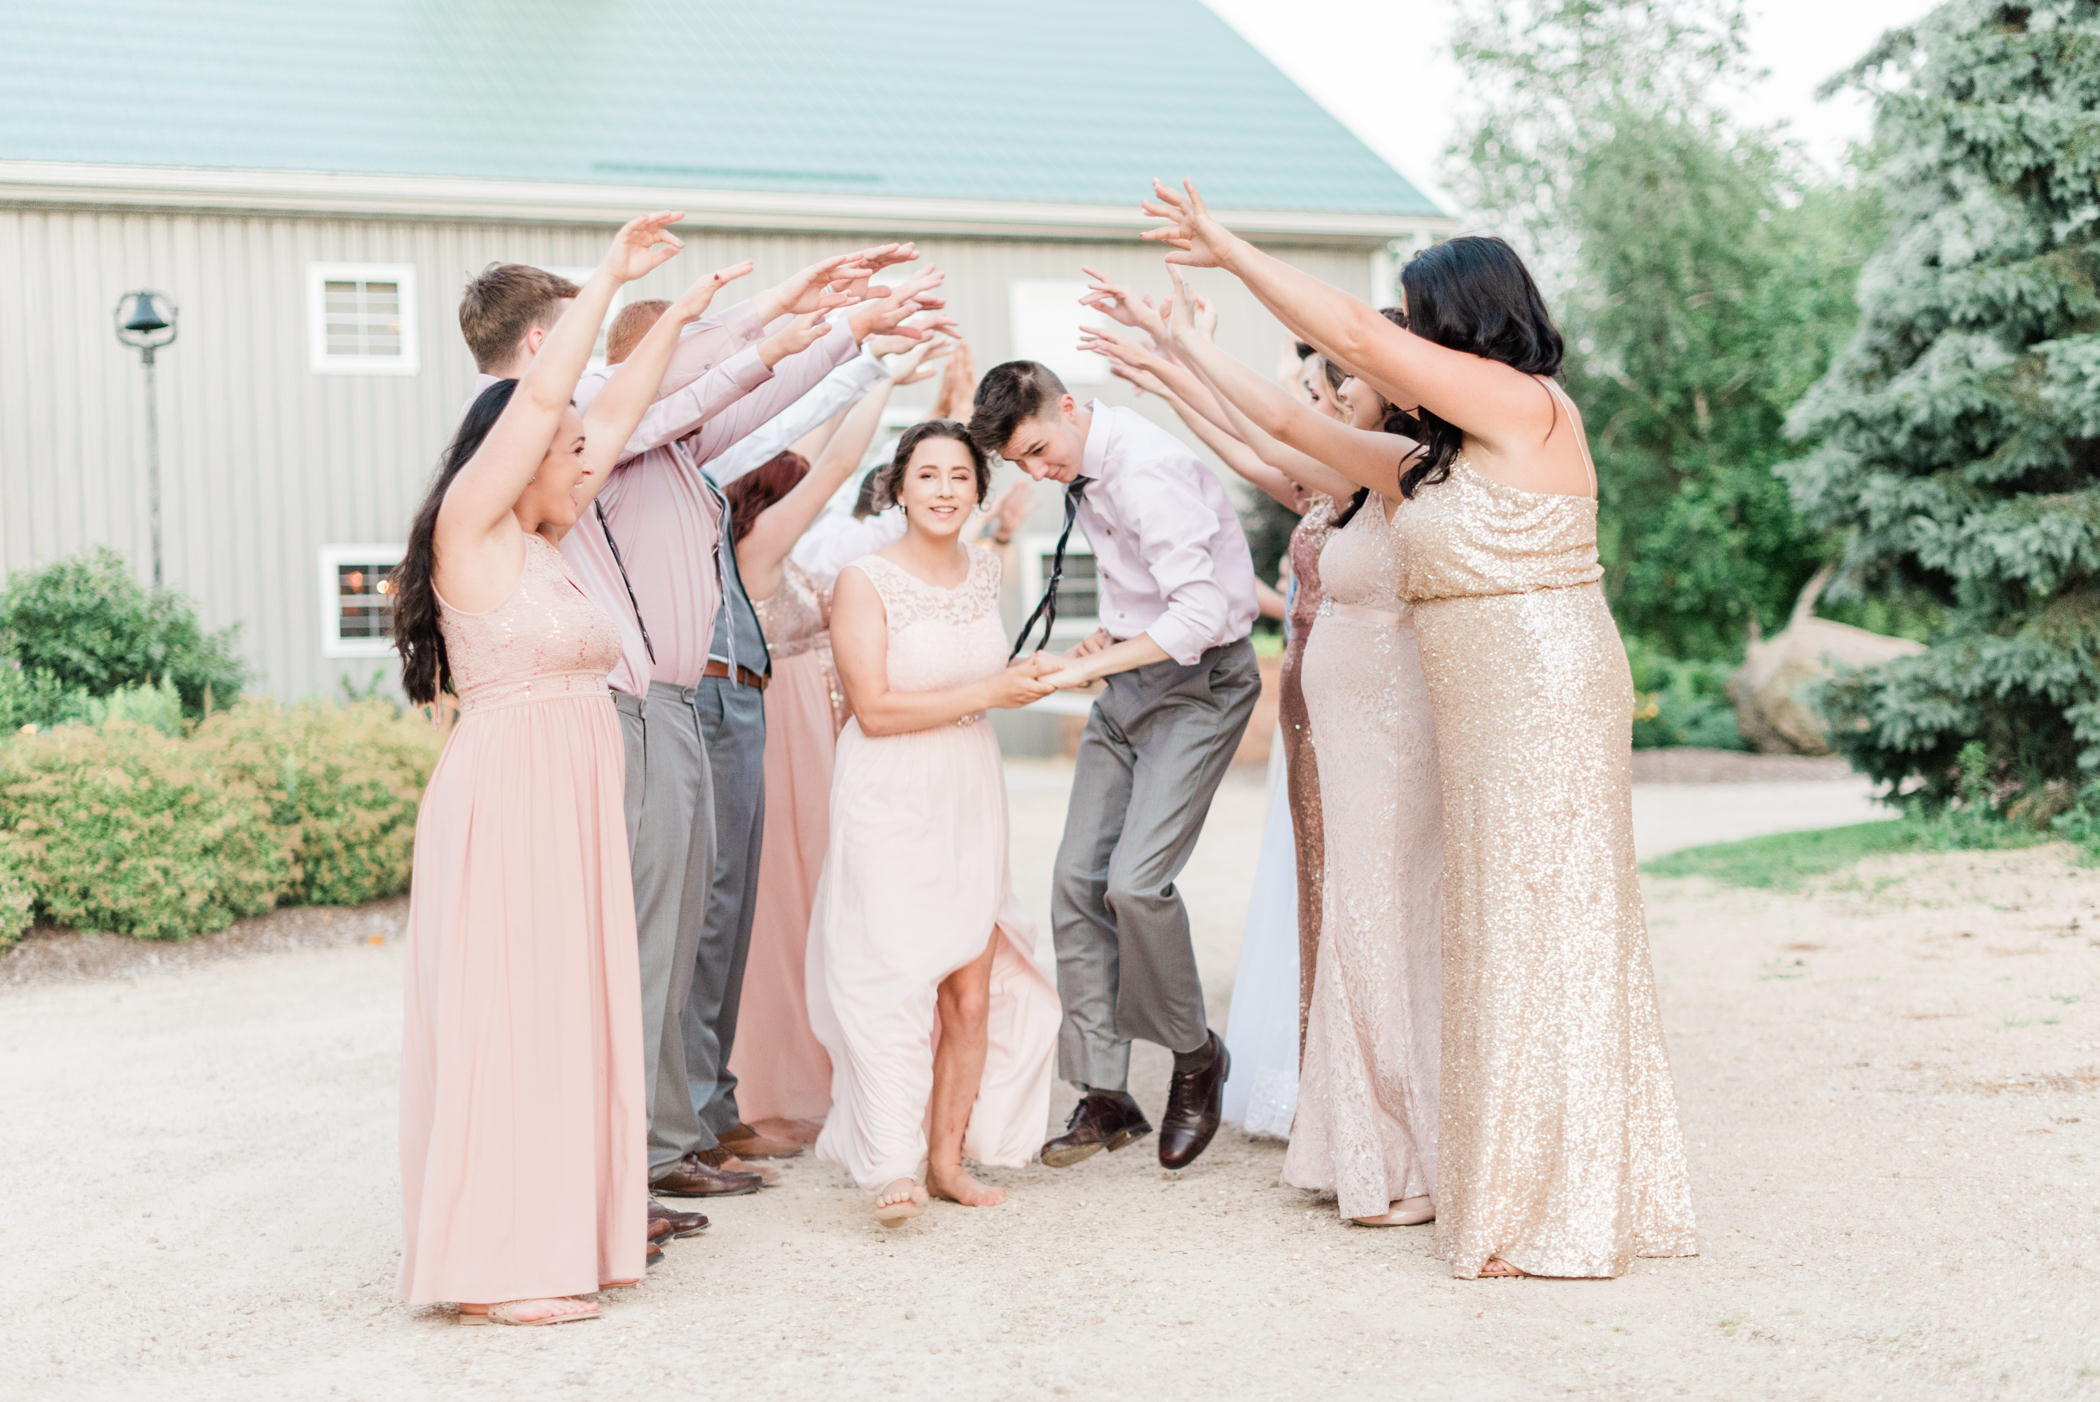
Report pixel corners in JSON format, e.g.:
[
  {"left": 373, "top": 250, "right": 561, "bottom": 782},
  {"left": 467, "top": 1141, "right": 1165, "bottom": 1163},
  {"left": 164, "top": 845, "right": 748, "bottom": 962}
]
[{"left": 0, "top": 0, "right": 1441, "bottom": 218}]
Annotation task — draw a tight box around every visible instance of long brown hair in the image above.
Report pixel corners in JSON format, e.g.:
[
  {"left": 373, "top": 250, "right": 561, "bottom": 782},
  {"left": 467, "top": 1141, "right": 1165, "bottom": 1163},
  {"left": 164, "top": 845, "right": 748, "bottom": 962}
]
[
  {"left": 391, "top": 379, "right": 515, "bottom": 704},
  {"left": 723, "top": 451, "right": 811, "bottom": 544}
]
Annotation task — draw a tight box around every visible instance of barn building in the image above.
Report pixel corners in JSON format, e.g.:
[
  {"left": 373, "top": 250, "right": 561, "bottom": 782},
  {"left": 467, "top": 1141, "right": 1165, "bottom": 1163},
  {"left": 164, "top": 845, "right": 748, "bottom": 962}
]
[{"left": 0, "top": 0, "right": 1451, "bottom": 720}]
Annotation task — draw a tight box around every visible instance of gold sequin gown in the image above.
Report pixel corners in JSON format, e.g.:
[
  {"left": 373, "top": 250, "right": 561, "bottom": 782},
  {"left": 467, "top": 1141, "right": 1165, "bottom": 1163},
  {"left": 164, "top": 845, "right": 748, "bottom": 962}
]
[
  {"left": 1390, "top": 416, "right": 1696, "bottom": 1279},
  {"left": 1281, "top": 495, "right": 1339, "bottom": 1044},
  {"left": 1283, "top": 497, "right": 1443, "bottom": 1219}
]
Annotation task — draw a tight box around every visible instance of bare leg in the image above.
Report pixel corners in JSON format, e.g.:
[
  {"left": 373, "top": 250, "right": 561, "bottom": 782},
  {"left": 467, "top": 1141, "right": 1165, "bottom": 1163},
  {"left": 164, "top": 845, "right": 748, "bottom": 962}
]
[{"left": 927, "top": 931, "right": 1006, "bottom": 1208}]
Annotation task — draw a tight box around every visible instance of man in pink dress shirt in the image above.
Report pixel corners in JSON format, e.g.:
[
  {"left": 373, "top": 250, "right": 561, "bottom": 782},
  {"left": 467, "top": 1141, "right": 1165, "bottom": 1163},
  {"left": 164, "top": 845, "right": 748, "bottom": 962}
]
[{"left": 969, "top": 360, "right": 1260, "bottom": 1175}]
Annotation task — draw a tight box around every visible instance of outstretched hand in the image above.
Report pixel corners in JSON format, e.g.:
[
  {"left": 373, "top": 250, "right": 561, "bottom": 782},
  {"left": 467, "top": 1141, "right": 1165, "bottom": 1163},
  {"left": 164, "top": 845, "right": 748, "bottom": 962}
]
[
  {"left": 887, "top": 336, "right": 951, "bottom": 387},
  {"left": 1140, "top": 179, "right": 1239, "bottom": 269},
  {"left": 848, "top": 266, "right": 948, "bottom": 341},
  {"left": 761, "top": 251, "right": 877, "bottom": 321},
  {"left": 1163, "top": 266, "right": 1213, "bottom": 344},
  {"left": 601, "top": 210, "right": 687, "bottom": 283},
  {"left": 669, "top": 260, "right": 754, "bottom": 321},
  {"left": 1079, "top": 266, "right": 1171, "bottom": 349},
  {"left": 759, "top": 311, "right": 833, "bottom": 366},
  {"left": 1079, "top": 324, "right": 1166, "bottom": 377}
]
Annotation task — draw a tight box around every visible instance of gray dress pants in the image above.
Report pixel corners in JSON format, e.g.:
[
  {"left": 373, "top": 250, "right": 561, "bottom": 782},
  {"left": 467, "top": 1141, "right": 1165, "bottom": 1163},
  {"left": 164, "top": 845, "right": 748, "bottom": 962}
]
[
  {"left": 1051, "top": 637, "right": 1261, "bottom": 1093},
  {"left": 620, "top": 684, "right": 717, "bottom": 1176},
  {"left": 682, "top": 674, "right": 767, "bottom": 1137}
]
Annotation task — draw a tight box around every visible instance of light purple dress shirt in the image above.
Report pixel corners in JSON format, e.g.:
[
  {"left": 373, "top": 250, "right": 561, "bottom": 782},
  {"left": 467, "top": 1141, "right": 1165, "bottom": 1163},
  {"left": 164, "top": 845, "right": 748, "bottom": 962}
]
[{"left": 1073, "top": 401, "right": 1257, "bottom": 666}]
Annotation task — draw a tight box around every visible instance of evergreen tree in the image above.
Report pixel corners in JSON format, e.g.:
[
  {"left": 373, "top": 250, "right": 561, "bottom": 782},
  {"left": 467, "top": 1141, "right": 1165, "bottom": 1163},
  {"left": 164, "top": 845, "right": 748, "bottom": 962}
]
[{"left": 1782, "top": 0, "right": 2100, "bottom": 807}]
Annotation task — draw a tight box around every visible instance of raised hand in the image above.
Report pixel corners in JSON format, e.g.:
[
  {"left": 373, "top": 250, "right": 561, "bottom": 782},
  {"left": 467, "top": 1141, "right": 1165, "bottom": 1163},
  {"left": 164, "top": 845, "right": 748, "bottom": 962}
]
[
  {"left": 600, "top": 210, "right": 687, "bottom": 283},
  {"left": 831, "top": 242, "right": 919, "bottom": 300},
  {"left": 760, "top": 251, "right": 877, "bottom": 321},
  {"left": 886, "top": 337, "right": 949, "bottom": 387},
  {"left": 989, "top": 478, "right": 1036, "bottom": 537},
  {"left": 931, "top": 338, "right": 979, "bottom": 420},
  {"left": 1079, "top": 324, "right": 1166, "bottom": 375},
  {"left": 1140, "top": 179, "right": 1240, "bottom": 269},
  {"left": 1079, "top": 266, "right": 1171, "bottom": 348},
  {"left": 758, "top": 310, "right": 833, "bottom": 367},
  {"left": 848, "top": 266, "right": 948, "bottom": 341},
  {"left": 1107, "top": 360, "right": 1171, "bottom": 400},
  {"left": 1163, "top": 266, "right": 1210, "bottom": 343},
  {"left": 669, "top": 260, "right": 754, "bottom": 321}
]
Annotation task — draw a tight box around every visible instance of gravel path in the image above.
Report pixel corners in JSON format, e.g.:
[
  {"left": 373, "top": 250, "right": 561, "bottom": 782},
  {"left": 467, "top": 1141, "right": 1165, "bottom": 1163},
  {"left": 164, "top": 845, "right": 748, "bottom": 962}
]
[{"left": 3, "top": 762, "right": 2095, "bottom": 1400}]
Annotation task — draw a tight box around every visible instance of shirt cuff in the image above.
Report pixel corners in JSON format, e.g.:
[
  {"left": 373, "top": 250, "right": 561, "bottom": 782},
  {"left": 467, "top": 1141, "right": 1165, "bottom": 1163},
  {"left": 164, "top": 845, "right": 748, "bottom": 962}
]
[
  {"left": 1145, "top": 613, "right": 1211, "bottom": 668},
  {"left": 718, "top": 344, "right": 774, "bottom": 395}
]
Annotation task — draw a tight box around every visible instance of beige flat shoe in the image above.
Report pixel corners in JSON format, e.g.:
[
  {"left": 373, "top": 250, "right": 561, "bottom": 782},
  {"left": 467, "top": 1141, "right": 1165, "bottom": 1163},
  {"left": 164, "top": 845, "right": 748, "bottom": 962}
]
[
  {"left": 458, "top": 1297, "right": 601, "bottom": 1327},
  {"left": 1352, "top": 1196, "right": 1435, "bottom": 1227}
]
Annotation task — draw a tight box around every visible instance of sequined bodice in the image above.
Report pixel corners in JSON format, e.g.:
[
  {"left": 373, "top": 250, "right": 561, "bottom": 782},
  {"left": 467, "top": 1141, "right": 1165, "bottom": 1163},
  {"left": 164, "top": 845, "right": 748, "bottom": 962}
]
[
  {"left": 438, "top": 533, "right": 621, "bottom": 710},
  {"left": 753, "top": 561, "right": 831, "bottom": 661},
  {"left": 1316, "top": 497, "right": 1408, "bottom": 618},
  {"left": 1391, "top": 456, "right": 1602, "bottom": 604},
  {"left": 1285, "top": 495, "right": 1339, "bottom": 641},
  {"left": 851, "top": 549, "right": 1006, "bottom": 694}
]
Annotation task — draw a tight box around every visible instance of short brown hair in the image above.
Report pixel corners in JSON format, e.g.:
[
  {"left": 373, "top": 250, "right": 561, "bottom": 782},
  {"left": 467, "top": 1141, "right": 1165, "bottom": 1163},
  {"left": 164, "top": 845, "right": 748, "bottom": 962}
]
[
  {"left": 606, "top": 299, "right": 670, "bottom": 365},
  {"left": 457, "top": 264, "right": 580, "bottom": 372},
  {"left": 967, "top": 360, "right": 1067, "bottom": 461},
  {"left": 875, "top": 421, "right": 989, "bottom": 509}
]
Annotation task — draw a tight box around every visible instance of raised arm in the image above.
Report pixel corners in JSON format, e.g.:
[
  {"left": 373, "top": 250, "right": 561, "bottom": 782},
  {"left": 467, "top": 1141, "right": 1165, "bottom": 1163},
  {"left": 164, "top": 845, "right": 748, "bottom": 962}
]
[
  {"left": 578, "top": 262, "right": 756, "bottom": 487},
  {"left": 435, "top": 211, "right": 684, "bottom": 555},
  {"left": 830, "top": 563, "right": 1052, "bottom": 734},
  {"left": 1164, "top": 271, "right": 1417, "bottom": 503},
  {"left": 1142, "top": 180, "right": 1556, "bottom": 459},
  {"left": 738, "top": 342, "right": 944, "bottom": 599}
]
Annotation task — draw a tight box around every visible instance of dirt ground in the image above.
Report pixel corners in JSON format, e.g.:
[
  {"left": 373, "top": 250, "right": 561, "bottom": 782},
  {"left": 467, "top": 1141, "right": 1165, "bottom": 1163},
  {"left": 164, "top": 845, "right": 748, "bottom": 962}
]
[{"left": 3, "top": 760, "right": 2096, "bottom": 1401}]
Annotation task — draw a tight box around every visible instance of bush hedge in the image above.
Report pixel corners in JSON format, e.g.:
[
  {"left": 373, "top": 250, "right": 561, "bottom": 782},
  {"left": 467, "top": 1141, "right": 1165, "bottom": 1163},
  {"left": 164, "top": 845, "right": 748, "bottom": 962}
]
[{"left": 0, "top": 699, "right": 444, "bottom": 941}]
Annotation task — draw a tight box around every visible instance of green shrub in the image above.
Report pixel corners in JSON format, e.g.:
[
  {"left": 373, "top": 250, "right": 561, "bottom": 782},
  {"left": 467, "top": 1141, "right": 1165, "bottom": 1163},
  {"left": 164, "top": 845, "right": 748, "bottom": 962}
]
[
  {"left": 193, "top": 699, "right": 444, "bottom": 907},
  {"left": 0, "top": 834, "right": 32, "bottom": 949},
  {"left": 1626, "top": 640, "right": 1748, "bottom": 751},
  {"left": 0, "top": 548, "right": 247, "bottom": 717},
  {"left": 0, "top": 721, "right": 289, "bottom": 939},
  {"left": 0, "top": 667, "right": 187, "bottom": 738}
]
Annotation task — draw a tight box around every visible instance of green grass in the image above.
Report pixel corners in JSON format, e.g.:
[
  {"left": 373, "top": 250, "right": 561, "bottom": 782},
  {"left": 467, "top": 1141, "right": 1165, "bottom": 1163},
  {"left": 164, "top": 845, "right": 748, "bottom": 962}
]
[{"left": 1642, "top": 817, "right": 2049, "bottom": 892}]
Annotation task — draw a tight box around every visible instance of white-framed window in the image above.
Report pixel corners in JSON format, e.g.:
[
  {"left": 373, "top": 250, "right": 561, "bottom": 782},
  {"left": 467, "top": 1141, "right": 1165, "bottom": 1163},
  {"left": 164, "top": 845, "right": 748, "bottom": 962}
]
[
  {"left": 545, "top": 266, "right": 629, "bottom": 369},
  {"left": 308, "top": 264, "right": 419, "bottom": 374},
  {"left": 1008, "top": 279, "right": 1111, "bottom": 388},
  {"left": 1017, "top": 532, "right": 1100, "bottom": 643},
  {"left": 319, "top": 544, "right": 405, "bottom": 658}
]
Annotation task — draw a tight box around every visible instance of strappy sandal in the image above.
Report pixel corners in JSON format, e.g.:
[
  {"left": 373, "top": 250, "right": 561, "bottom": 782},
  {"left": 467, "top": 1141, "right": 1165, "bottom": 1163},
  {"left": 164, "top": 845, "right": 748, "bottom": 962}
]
[{"left": 458, "top": 1297, "right": 600, "bottom": 1327}]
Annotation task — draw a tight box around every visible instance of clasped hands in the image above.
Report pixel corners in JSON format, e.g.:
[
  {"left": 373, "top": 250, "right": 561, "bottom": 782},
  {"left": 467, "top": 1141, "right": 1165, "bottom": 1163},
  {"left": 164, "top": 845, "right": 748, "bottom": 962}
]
[{"left": 998, "top": 630, "right": 1114, "bottom": 704}]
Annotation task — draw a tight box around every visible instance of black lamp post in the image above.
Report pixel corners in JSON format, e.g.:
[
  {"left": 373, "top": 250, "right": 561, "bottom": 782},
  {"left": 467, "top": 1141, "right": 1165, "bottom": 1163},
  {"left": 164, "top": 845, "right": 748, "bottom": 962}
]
[{"left": 114, "top": 290, "right": 178, "bottom": 588}]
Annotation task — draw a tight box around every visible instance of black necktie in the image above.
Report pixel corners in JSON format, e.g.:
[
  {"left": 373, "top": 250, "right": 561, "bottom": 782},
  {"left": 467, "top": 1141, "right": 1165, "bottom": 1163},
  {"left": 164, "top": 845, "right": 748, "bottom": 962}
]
[{"left": 1011, "top": 477, "right": 1088, "bottom": 661}]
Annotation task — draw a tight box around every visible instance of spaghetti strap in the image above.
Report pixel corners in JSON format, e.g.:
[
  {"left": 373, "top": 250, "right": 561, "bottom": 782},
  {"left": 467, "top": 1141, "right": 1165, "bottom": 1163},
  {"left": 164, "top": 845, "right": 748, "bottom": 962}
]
[{"left": 1540, "top": 378, "right": 1598, "bottom": 495}]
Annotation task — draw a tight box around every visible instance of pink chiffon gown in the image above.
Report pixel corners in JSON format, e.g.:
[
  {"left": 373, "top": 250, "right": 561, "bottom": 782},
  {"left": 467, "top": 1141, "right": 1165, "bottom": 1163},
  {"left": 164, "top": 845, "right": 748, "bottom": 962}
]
[
  {"left": 398, "top": 532, "right": 646, "bottom": 1305},
  {"left": 730, "top": 560, "right": 848, "bottom": 1125},
  {"left": 806, "top": 549, "right": 1060, "bottom": 1190}
]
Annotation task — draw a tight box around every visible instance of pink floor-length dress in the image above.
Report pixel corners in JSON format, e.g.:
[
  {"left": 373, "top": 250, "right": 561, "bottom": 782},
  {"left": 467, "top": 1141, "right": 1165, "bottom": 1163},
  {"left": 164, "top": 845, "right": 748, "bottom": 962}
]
[
  {"left": 1283, "top": 498, "right": 1443, "bottom": 1220},
  {"left": 806, "top": 549, "right": 1060, "bottom": 1190},
  {"left": 398, "top": 532, "right": 646, "bottom": 1305},
  {"left": 730, "top": 560, "right": 847, "bottom": 1124}
]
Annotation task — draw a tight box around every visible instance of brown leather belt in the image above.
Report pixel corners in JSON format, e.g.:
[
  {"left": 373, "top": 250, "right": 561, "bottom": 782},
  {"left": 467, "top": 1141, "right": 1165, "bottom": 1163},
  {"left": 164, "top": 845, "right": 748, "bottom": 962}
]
[{"left": 703, "top": 659, "right": 769, "bottom": 691}]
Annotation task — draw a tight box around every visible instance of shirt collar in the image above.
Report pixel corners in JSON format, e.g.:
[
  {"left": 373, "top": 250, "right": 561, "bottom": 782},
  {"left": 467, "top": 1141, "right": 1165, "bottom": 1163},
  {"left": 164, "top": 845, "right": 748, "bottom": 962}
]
[{"left": 1078, "top": 399, "right": 1113, "bottom": 485}]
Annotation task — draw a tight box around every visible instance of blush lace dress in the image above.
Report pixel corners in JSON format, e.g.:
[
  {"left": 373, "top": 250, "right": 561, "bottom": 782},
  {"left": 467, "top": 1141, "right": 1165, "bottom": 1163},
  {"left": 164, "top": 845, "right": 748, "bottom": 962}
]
[
  {"left": 1282, "top": 497, "right": 1443, "bottom": 1219},
  {"left": 398, "top": 532, "right": 645, "bottom": 1305},
  {"left": 805, "top": 549, "right": 1061, "bottom": 1189}
]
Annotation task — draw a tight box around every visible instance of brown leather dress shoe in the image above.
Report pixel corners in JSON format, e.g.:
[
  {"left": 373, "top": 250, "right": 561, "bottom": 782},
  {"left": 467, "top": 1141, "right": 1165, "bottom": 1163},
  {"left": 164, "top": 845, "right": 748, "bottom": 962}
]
[
  {"left": 1157, "top": 1032, "right": 1230, "bottom": 1170},
  {"left": 648, "top": 1198, "right": 710, "bottom": 1238},
  {"left": 646, "top": 1240, "right": 665, "bottom": 1268},
  {"left": 718, "top": 1122, "right": 806, "bottom": 1160},
  {"left": 1040, "top": 1090, "right": 1153, "bottom": 1168},
  {"left": 695, "top": 1143, "right": 779, "bottom": 1186},
  {"left": 649, "top": 1153, "right": 763, "bottom": 1198},
  {"left": 647, "top": 1216, "right": 675, "bottom": 1244}
]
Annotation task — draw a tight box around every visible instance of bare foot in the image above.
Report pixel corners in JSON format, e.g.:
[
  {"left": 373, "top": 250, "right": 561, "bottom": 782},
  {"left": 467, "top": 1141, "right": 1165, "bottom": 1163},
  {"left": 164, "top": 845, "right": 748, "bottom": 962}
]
[
  {"left": 458, "top": 1296, "right": 600, "bottom": 1326},
  {"left": 1351, "top": 1195, "right": 1434, "bottom": 1227},
  {"left": 1478, "top": 1258, "right": 1529, "bottom": 1278},
  {"left": 928, "top": 1163, "right": 1007, "bottom": 1207},
  {"left": 872, "top": 1177, "right": 927, "bottom": 1225}
]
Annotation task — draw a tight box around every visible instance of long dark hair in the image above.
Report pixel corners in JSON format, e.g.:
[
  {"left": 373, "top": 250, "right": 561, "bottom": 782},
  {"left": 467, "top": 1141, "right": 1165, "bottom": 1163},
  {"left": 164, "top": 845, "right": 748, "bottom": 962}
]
[
  {"left": 874, "top": 420, "right": 989, "bottom": 509},
  {"left": 1396, "top": 235, "right": 1564, "bottom": 499},
  {"left": 724, "top": 450, "right": 810, "bottom": 544},
  {"left": 1331, "top": 308, "right": 1426, "bottom": 530},
  {"left": 392, "top": 379, "right": 516, "bottom": 705}
]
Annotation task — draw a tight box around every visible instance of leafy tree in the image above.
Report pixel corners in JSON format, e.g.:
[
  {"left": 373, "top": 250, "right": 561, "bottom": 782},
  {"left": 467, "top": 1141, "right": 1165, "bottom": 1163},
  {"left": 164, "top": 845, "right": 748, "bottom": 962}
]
[
  {"left": 1781, "top": 0, "right": 2100, "bottom": 806},
  {"left": 1446, "top": 0, "right": 1873, "bottom": 663},
  {"left": 0, "top": 549, "right": 248, "bottom": 718}
]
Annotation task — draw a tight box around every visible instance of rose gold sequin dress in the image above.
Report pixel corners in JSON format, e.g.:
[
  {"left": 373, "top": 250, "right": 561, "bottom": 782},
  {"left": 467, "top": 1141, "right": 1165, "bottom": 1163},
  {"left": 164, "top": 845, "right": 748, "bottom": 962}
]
[
  {"left": 1281, "top": 495, "right": 1339, "bottom": 1041},
  {"left": 732, "top": 560, "right": 849, "bottom": 1125},
  {"left": 1284, "top": 498, "right": 1443, "bottom": 1219},
  {"left": 1391, "top": 421, "right": 1696, "bottom": 1279},
  {"left": 398, "top": 532, "right": 645, "bottom": 1305}
]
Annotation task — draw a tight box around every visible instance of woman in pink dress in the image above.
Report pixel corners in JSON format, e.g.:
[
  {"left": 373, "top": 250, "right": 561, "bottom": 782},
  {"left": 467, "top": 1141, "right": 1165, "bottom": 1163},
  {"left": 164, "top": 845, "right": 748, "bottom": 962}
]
[
  {"left": 391, "top": 213, "right": 747, "bottom": 1326},
  {"left": 724, "top": 344, "right": 942, "bottom": 1134},
  {"left": 807, "top": 420, "right": 1062, "bottom": 1224}
]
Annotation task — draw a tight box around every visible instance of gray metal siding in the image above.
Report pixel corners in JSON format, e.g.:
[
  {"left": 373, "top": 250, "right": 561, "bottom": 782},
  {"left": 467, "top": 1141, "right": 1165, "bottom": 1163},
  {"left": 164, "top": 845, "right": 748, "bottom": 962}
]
[{"left": 0, "top": 205, "right": 1373, "bottom": 700}]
